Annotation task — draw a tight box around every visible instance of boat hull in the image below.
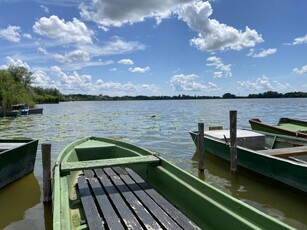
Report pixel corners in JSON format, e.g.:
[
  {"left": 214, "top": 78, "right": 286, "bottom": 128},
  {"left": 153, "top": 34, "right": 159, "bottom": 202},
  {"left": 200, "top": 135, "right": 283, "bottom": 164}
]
[
  {"left": 0, "top": 139, "right": 38, "bottom": 189},
  {"left": 53, "top": 136, "right": 293, "bottom": 229},
  {"left": 249, "top": 118, "right": 307, "bottom": 138},
  {"left": 190, "top": 131, "right": 307, "bottom": 193}
]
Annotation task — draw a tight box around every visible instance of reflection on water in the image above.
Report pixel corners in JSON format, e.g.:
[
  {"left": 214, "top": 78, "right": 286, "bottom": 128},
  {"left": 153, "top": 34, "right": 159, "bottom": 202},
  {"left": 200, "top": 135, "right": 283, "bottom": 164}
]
[
  {"left": 1, "top": 99, "right": 307, "bottom": 229},
  {"left": 0, "top": 173, "right": 40, "bottom": 229}
]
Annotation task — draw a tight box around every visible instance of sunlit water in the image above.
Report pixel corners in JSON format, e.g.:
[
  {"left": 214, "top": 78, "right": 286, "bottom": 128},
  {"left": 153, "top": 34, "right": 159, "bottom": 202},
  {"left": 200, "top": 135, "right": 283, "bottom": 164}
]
[{"left": 1, "top": 99, "right": 307, "bottom": 229}]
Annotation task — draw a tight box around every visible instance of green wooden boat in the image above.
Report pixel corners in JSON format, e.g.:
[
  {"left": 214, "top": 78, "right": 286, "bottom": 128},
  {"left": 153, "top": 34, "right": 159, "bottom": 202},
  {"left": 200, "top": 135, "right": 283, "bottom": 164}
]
[
  {"left": 249, "top": 118, "right": 307, "bottom": 138},
  {"left": 0, "top": 139, "right": 38, "bottom": 189},
  {"left": 189, "top": 129, "right": 307, "bottom": 193},
  {"left": 53, "top": 136, "right": 294, "bottom": 229}
]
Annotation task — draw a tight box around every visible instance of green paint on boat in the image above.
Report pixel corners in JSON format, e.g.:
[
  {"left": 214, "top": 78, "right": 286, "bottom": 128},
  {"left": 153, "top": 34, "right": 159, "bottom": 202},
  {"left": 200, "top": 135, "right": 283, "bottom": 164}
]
[
  {"left": 0, "top": 139, "right": 38, "bottom": 189},
  {"left": 249, "top": 117, "right": 307, "bottom": 138},
  {"left": 53, "top": 136, "right": 294, "bottom": 229}
]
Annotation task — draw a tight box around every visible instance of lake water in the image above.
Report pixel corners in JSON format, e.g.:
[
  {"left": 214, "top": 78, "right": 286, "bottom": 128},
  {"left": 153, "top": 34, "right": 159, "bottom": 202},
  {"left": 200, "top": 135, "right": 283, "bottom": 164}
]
[{"left": 1, "top": 98, "right": 307, "bottom": 229}]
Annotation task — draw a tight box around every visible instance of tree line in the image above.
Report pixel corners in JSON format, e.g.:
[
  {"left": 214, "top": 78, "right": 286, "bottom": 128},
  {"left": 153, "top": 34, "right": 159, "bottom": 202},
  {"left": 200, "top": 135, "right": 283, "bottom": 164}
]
[
  {"left": 1, "top": 66, "right": 307, "bottom": 109},
  {"left": 0, "top": 66, "right": 61, "bottom": 109},
  {"left": 62, "top": 91, "right": 307, "bottom": 101}
]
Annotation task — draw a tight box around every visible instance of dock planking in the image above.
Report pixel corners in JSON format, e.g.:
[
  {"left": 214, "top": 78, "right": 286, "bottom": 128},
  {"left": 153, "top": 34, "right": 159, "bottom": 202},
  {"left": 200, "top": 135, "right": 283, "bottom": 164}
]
[{"left": 77, "top": 167, "right": 200, "bottom": 230}]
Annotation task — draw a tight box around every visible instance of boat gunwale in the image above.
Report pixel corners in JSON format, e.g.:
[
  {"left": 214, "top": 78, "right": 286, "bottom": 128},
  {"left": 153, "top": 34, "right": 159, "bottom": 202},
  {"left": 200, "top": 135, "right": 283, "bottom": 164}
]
[{"left": 189, "top": 130, "right": 307, "bottom": 167}]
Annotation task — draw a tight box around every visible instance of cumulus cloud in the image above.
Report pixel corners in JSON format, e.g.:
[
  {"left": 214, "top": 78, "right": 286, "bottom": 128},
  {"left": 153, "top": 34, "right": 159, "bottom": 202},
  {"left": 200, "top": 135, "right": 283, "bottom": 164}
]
[
  {"left": 206, "top": 56, "right": 232, "bottom": 78},
  {"left": 118, "top": 59, "right": 134, "bottom": 65},
  {"left": 0, "top": 25, "right": 21, "bottom": 42},
  {"left": 79, "top": 0, "right": 187, "bottom": 30},
  {"left": 170, "top": 74, "right": 218, "bottom": 91},
  {"left": 177, "top": 1, "right": 263, "bottom": 51},
  {"left": 247, "top": 48, "right": 277, "bottom": 58},
  {"left": 293, "top": 64, "right": 307, "bottom": 75},
  {"left": 51, "top": 65, "right": 92, "bottom": 85},
  {"left": 285, "top": 34, "right": 307, "bottom": 45},
  {"left": 33, "top": 15, "right": 94, "bottom": 44},
  {"left": 129, "top": 66, "right": 150, "bottom": 73},
  {"left": 0, "top": 56, "right": 30, "bottom": 69},
  {"left": 95, "top": 80, "right": 159, "bottom": 95},
  {"left": 237, "top": 76, "right": 289, "bottom": 91},
  {"left": 53, "top": 50, "right": 91, "bottom": 63}
]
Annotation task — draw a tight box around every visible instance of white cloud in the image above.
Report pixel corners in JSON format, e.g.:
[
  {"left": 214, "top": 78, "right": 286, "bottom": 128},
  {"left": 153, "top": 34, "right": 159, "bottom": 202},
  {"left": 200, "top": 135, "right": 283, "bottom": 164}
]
[
  {"left": 53, "top": 50, "right": 91, "bottom": 63},
  {"left": 32, "top": 69, "right": 57, "bottom": 88},
  {"left": 206, "top": 56, "right": 232, "bottom": 78},
  {"left": 285, "top": 34, "right": 307, "bottom": 45},
  {"left": 247, "top": 48, "right": 277, "bottom": 58},
  {"left": 79, "top": 0, "right": 187, "bottom": 30},
  {"left": 40, "top": 5, "right": 49, "bottom": 13},
  {"left": 129, "top": 66, "right": 150, "bottom": 73},
  {"left": 118, "top": 59, "right": 134, "bottom": 65},
  {"left": 22, "top": 33, "right": 32, "bottom": 39},
  {"left": 80, "top": 37, "right": 146, "bottom": 56},
  {"left": 170, "top": 74, "right": 217, "bottom": 91},
  {"left": 177, "top": 1, "right": 263, "bottom": 51},
  {"left": 95, "top": 80, "right": 159, "bottom": 95},
  {"left": 0, "top": 56, "right": 30, "bottom": 69},
  {"left": 0, "top": 25, "right": 21, "bottom": 42},
  {"left": 33, "top": 15, "right": 94, "bottom": 44},
  {"left": 237, "top": 76, "right": 290, "bottom": 91},
  {"left": 293, "top": 64, "right": 307, "bottom": 75}
]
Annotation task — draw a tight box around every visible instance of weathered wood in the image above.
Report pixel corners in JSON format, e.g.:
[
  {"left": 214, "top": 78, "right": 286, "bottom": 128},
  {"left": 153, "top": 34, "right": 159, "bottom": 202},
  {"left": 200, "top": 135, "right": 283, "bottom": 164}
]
[
  {"left": 198, "top": 123, "right": 205, "bottom": 172},
  {"left": 117, "top": 168, "right": 182, "bottom": 229},
  {"left": 61, "top": 155, "right": 160, "bottom": 172},
  {"left": 78, "top": 176, "right": 104, "bottom": 230},
  {"left": 105, "top": 168, "right": 162, "bottom": 229},
  {"left": 209, "top": 126, "right": 223, "bottom": 130},
  {"left": 86, "top": 170, "right": 125, "bottom": 230},
  {"left": 77, "top": 167, "right": 201, "bottom": 230},
  {"left": 94, "top": 169, "right": 142, "bottom": 229},
  {"left": 42, "top": 143, "right": 52, "bottom": 203},
  {"left": 259, "top": 145, "right": 307, "bottom": 158},
  {"left": 126, "top": 168, "right": 201, "bottom": 230},
  {"left": 229, "top": 111, "right": 237, "bottom": 172}
]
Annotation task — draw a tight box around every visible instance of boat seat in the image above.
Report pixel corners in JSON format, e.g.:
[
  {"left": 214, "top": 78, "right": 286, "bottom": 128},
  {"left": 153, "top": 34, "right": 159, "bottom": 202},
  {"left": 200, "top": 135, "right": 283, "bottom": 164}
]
[
  {"left": 258, "top": 145, "right": 307, "bottom": 158},
  {"left": 77, "top": 167, "right": 200, "bottom": 230},
  {"left": 61, "top": 155, "right": 160, "bottom": 173}
]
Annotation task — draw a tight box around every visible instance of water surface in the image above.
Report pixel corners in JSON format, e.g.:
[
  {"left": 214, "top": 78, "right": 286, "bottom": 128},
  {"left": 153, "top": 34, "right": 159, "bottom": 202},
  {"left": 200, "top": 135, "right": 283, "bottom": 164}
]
[{"left": 1, "top": 99, "right": 307, "bottom": 229}]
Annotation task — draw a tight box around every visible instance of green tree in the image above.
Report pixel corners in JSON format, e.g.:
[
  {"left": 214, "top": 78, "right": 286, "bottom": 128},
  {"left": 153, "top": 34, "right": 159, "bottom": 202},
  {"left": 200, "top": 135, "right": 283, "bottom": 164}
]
[{"left": 6, "top": 66, "right": 34, "bottom": 89}]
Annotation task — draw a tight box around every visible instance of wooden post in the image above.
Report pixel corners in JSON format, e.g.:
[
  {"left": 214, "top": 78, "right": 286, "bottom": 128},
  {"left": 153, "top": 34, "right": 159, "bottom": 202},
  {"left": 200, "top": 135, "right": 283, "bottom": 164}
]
[
  {"left": 198, "top": 123, "right": 205, "bottom": 172},
  {"left": 42, "top": 143, "right": 52, "bottom": 203},
  {"left": 229, "top": 111, "right": 237, "bottom": 172}
]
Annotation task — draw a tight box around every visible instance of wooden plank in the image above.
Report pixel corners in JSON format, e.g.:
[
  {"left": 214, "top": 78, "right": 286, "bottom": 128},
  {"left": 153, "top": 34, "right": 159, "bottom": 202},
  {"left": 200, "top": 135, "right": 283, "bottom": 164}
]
[
  {"left": 94, "top": 169, "right": 142, "bottom": 230},
  {"left": 104, "top": 168, "right": 162, "bottom": 230},
  {"left": 77, "top": 176, "right": 104, "bottom": 230},
  {"left": 113, "top": 167, "right": 182, "bottom": 230},
  {"left": 61, "top": 155, "right": 160, "bottom": 172},
  {"left": 259, "top": 145, "right": 307, "bottom": 158},
  {"left": 126, "top": 168, "right": 201, "bottom": 230},
  {"left": 86, "top": 170, "right": 125, "bottom": 230}
]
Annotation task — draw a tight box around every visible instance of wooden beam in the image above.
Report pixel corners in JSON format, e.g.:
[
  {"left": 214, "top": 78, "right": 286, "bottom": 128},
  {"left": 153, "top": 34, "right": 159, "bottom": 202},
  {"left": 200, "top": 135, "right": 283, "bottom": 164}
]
[
  {"left": 61, "top": 155, "right": 160, "bottom": 172},
  {"left": 259, "top": 145, "right": 307, "bottom": 158}
]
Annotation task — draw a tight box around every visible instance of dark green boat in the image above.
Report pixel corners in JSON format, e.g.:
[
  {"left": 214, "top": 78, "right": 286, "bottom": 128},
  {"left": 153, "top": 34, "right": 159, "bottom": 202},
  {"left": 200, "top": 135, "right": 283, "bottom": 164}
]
[
  {"left": 249, "top": 118, "right": 307, "bottom": 138},
  {"left": 0, "top": 139, "right": 38, "bottom": 189},
  {"left": 53, "top": 137, "right": 294, "bottom": 229},
  {"left": 190, "top": 129, "right": 307, "bottom": 193}
]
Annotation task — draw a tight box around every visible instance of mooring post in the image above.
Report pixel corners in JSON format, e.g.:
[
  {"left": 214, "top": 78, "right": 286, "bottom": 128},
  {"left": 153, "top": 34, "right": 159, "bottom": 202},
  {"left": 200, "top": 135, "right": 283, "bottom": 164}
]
[
  {"left": 229, "top": 111, "right": 237, "bottom": 173},
  {"left": 42, "top": 143, "right": 52, "bottom": 203},
  {"left": 198, "top": 122, "right": 205, "bottom": 172}
]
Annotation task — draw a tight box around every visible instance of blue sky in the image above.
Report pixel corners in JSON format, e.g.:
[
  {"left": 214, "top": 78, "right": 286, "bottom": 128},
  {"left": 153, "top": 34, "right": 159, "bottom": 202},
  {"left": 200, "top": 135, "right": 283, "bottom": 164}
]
[{"left": 0, "top": 0, "right": 307, "bottom": 96}]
